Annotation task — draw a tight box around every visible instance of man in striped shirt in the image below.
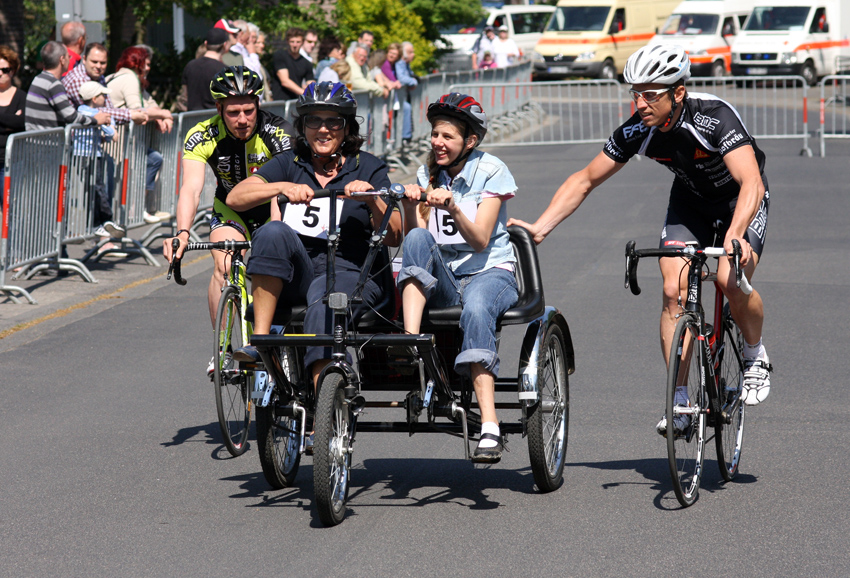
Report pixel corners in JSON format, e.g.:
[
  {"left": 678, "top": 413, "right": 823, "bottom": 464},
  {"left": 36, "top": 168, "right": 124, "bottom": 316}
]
[{"left": 25, "top": 41, "right": 110, "bottom": 131}]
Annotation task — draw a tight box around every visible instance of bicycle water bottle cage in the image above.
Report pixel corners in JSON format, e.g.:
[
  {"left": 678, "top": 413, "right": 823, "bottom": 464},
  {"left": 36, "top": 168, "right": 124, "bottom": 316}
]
[{"left": 329, "top": 292, "right": 348, "bottom": 312}]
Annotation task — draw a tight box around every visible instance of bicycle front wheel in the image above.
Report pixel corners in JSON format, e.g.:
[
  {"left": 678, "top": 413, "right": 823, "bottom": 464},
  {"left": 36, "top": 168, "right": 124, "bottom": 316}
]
[
  {"left": 715, "top": 304, "right": 745, "bottom": 481},
  {"left": 313, "top": 372, "right": 353, "bottom": 526},
  {"left": 214, "top": 286, "right": 251, "bottom": 457},
  {"left": 666, "top": 313, "right": 707, "bottom": 507},
  {"left": 527, "top": 323, "right": 570, "bottom": 493}
]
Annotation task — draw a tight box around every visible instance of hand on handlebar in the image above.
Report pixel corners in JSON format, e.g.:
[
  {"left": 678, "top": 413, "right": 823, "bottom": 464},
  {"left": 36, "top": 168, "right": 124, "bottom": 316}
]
[
  {"left": 343, "top": 180, "right": 377, "bottom": 201},
  {"left": 724, "top": 233, "right": 753, "bottom": 268},
  {"left": 281, "top": 183, "right": 315, "bottom": 205},
  {"left": 162, "top": 234, "right": 188, "bottom": 263}
]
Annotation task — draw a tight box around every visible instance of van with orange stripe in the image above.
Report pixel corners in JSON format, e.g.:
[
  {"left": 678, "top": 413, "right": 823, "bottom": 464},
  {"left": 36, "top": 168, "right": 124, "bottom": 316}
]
[
  {"left": 730, "top": 0, "right": 850, "bottom": 85},
  {"left": 531, "top": 0, "right": 680, "bottom": 80},
  {"left": 647, "top": 0, "right": 757, "bottom": 77}
]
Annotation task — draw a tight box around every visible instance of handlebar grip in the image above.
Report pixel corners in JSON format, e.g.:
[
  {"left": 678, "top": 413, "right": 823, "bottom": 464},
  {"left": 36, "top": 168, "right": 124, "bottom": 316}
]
[
  {"left": 418, "top": 192, "right": 450, "bottom": 207},
  {"left": 625, "top": 240, "right": 641, "bottom": 295},
  {"left": 277, "top": 188, "right": 337, "bottom": 209},
  {"left": 730, "top": 239, "right": 753, "bottom": 295},
  {"left": 166, "top": 238, "right": 187, "bottom": 286}
]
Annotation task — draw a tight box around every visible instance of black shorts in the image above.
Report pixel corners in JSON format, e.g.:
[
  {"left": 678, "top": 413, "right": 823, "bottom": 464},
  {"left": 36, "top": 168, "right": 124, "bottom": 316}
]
[{"left": 659, "top": 186, "right": 770, "bottom": 257}]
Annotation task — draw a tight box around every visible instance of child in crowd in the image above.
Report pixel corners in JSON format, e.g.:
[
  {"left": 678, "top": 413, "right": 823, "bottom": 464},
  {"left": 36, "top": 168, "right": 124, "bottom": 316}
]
[
  {"left": 396, "top": 93, "right": 518, "bottom": 463},
  {"left": 76, "top": 81, "right": 122, "bottom": 240},
  {"left": 478, "top": 51, "right": 496, "bottom": 70}
]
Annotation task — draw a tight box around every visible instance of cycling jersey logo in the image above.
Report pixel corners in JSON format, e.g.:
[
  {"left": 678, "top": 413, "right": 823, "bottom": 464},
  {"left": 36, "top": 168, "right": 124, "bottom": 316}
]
[
  {"left": 693, "top": 112, "right": 720, "bottom": 131},
  {"left": 184, "top": 131, "right": 205, "bottom": 152},
  {"left": 208, "top": 125, "right": 219, "bottom": 138},
  {"left": 623, "top": 122, "right": 648, "bottom": 140},
  {"left": 694, "top": 148, "right": 710, "bottom": 160},
  {"left": 247, "top": 152, "right": 268, "bottom": 165}
]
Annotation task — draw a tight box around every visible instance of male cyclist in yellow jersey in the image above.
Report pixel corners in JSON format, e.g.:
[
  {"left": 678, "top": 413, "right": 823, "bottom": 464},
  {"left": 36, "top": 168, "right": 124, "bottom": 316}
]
[{"left": 163, "top": 66, "right": 294, "bottom": 374}]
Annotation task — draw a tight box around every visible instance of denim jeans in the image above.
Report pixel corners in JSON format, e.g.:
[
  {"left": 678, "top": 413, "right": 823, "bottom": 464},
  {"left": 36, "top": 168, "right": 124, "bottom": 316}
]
[
  {"left": 397, "top": 228, "right": 518, "bottom": 377},
  {"left": 402, "top": 100, "right": 413, "bottom": 140}
]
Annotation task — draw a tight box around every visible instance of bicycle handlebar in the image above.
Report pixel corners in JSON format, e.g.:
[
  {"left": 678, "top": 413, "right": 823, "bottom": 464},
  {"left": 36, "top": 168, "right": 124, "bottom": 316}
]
[
  {"left": 624, "top": 240, "right": 753, "bottom": 296},
  {"left": 166, "top": 238, "right": 252, "bottom": 286},
  {"left": 275, "top": 184, "right": 449, "bottom": 210}
]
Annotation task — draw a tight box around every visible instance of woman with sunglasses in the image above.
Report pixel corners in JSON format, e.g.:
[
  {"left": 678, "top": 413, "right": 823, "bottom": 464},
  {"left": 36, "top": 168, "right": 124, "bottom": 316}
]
[
  {"left": 396, "top": 93, "right": 519, "bottom": 464},
  {"left": 228, "top": 81, "right": 401, "bottom": 420},
  {"left": 0, "top": 45, "right": 25, "bottom": 182}
]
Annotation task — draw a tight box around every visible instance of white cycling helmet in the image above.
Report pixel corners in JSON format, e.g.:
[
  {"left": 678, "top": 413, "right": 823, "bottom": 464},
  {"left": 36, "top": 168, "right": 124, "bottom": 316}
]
[{"left": 624, "top": 44, "right": 691, "bottom": 85}]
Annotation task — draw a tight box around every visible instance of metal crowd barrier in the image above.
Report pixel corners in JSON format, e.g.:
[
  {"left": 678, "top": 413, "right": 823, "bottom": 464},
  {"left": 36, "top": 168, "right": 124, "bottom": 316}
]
[
  {"left": 1, "top": 129, "right": 76, "bottom": 303},
  {"left": 449, "top": 79, "right": 622, "bottom": 146},
  {"left": 817, "top": 75, "right": 850, "bottom": 157},
  {"left": 685, "top": 76, "right": 812, "bottom": 156}
]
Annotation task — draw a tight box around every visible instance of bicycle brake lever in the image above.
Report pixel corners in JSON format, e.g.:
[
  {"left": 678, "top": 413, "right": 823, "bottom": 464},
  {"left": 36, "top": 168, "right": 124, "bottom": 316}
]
[
  {"left": 731, "top": 239, "right": 742, "bottom": 288},
  {"left": 625, "top": 240, "right": 641, "bottom": 295},
  {"left": 167, "top": 238, "right": 187, "bottom": 286}
]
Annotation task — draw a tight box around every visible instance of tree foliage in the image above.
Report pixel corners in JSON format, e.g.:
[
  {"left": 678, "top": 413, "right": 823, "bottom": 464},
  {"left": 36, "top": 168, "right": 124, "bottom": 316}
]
[{"left": 401, "top": 0, "right": 486, "bottom": 41}]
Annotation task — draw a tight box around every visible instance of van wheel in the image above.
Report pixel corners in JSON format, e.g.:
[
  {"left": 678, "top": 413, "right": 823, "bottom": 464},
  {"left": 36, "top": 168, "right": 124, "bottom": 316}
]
[
  {"left": 711, "top": 60, "right": 725, "bottom": 78},
  {"left": 599, "top": 60, "right": 616, "bottom": 81},
  {"left": 800, "top": 61, "right": 816, "bottom": 86}
]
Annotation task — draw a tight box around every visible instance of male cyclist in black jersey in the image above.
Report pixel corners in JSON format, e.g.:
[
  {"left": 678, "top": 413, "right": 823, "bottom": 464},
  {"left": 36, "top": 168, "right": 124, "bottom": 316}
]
[
  {"left": 510, "top": 45, "right": 773, "bottom": 433},
  {"left": 162, "top": 66, "right": 294, "bottom": 374}
]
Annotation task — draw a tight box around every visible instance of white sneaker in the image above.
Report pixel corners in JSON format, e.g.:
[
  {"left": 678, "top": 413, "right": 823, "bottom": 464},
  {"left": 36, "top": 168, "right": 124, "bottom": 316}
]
[
  {"left": 94, "top": 225, "right": 110, "bottom": 237},
  {"left": 103, "top": 221, "right": 125, "bottom": 237},
  {"left": 656, "top": 411, "right": 692, "bottom": 438},
  {"left": 742, "top": 357, "right": 772, "bottom": 405},
  {"left": 143, "top": 212, "right": 161, "bottom": 224},
  {"left": 206, "top": 356, "right": 215, "bottom": 378},
  {"left": 154, "top": 211, "right": 172, "bottom": 220}
]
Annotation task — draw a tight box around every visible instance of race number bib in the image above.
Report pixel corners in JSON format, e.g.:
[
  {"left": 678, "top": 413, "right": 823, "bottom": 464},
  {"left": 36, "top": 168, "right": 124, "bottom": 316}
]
[
  {"left": 281, "top": 198, "right": 344, "bottom": 238},
  {"left": 427, "top": 200, "right": 478, "bottom": 244}
]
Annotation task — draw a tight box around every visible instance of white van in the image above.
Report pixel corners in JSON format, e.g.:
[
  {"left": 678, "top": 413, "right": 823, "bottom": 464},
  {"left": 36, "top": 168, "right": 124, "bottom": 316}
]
[
  {"left": 730, "top": 0, "right": 850, "bottom": 85},
  {"left": 532, "top": 0, "right": 680, "bottom": 80},
  {"left": 647, "top": 0, "right": 756, "bottom": 77},
  {"left": 438, "top": 5, "right": 556, "bottom": 68}
]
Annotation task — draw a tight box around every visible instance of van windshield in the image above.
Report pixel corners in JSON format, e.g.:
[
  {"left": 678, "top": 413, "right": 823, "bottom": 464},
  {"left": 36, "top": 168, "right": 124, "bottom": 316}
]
[
  {"left": 744, "top": 6, "right": 810, "bottom": 31},
  {"left": 661, "top": 13, "right": 720, "bottom": 35},
  {"left": 546, "top": 6, "right": 611, "bottom": 32}
]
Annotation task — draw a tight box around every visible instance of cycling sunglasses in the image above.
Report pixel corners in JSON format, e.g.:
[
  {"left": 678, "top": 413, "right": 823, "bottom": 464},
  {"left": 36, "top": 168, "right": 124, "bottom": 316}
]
[
  {"left": 303, "top": 115, "right": 346, "bottom": 131},
  {"left": 628, "top": 87, "right": 672, "bottom": 104},
  {"left": 0, "top": 67, "right": 12, "bottom": 75}
]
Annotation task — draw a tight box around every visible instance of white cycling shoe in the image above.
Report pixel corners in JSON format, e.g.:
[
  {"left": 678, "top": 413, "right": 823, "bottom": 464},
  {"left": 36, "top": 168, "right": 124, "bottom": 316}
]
[{"left": 742, "top": 356, "right": 772, "bottom": 405}]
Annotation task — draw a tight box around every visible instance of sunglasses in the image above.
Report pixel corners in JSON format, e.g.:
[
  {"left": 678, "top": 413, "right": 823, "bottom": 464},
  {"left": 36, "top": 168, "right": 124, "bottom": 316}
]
[
  {"left": 628, "top": 87, "right": 672, "bottom": 104},
  {"left": 0, "top": 67, "right": 12, "bottom": 75},
  {"left": 303, "top": 115, "right": 346, "bottom": 131}
]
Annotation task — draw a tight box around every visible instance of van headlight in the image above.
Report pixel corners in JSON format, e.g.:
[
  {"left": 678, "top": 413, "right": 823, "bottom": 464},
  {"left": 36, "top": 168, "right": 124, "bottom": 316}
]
[
  {"left": 780, "top": 52, "right": 798, "bottom": 65},
  {"left": 575, "top": 51, "right": 596, "bottom": 61},
  {"left": 531, "top": 51, "right": 545, "bottom": 63},
  {"left": 690, "top": 49, "right": 708, "bottom": 56}
]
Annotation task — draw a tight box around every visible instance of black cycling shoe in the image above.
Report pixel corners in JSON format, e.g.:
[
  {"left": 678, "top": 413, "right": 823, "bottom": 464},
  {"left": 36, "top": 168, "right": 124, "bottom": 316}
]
[{"left": 472, "top": 433, "right": 503, "bottom": 464}]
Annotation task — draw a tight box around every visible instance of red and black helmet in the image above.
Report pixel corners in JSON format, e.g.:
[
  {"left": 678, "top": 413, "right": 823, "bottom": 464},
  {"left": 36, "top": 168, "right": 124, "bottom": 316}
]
[{"left": 427, "top": 93, "right": 488, "bottom": 144}]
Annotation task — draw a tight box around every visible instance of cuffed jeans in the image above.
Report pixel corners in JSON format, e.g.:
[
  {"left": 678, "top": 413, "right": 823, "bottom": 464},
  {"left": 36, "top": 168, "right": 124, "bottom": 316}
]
[{"left": 397, "top": 228, "right": 518, "bottom": 377}]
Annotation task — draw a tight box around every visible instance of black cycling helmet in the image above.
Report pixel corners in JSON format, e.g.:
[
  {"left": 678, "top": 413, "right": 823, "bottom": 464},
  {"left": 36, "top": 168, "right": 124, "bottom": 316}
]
[
  {"left": 210, "top": 66, "right": 264, "bottom": 100},
  {"left": 427, "top": 93, "right": 488, "bottom": 143},
  {"left": 295, "top": 81, "right": 357, "bottom": 117}
]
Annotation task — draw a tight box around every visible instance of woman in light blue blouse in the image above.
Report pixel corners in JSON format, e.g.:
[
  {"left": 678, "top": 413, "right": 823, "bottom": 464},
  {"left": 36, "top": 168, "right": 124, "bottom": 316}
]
[{"left": 397, "top": 93, "right": 518, "bottom": 463}]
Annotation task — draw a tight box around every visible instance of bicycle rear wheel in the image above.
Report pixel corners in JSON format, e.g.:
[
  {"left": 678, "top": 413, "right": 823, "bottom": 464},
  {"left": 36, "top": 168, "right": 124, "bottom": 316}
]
[
  {"left": 313, "top": 372, "right": 353, "bottom": 526},
  {"left": 256, "top": 348, "right": 302, "bottom": 488},
  {"left": 527, "top": 324, "right": 570, "bottom": 493},
  {"left": 214, "top": 286, "right": 251, "bottom": 457},
  {"left": 666, "top": 313, "right": 707, "bottom": 507},
  {"left": 715, "top": 304, "right": 745, "bottom": 481}
]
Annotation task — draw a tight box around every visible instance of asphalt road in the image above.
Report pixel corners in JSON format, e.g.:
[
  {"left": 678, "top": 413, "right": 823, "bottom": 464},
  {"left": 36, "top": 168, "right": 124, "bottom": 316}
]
[{"left": 1, "top": 138, "right": 848, "bottom": 577}]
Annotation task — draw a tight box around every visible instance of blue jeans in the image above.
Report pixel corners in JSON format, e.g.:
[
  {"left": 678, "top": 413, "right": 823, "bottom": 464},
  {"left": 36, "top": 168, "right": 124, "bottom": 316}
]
[
  {"left": 397, "top": 228, "right": 518, "bottom": 377},
  {"left": 401, "top": 100, "right": 413, "bottom": 140}
]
